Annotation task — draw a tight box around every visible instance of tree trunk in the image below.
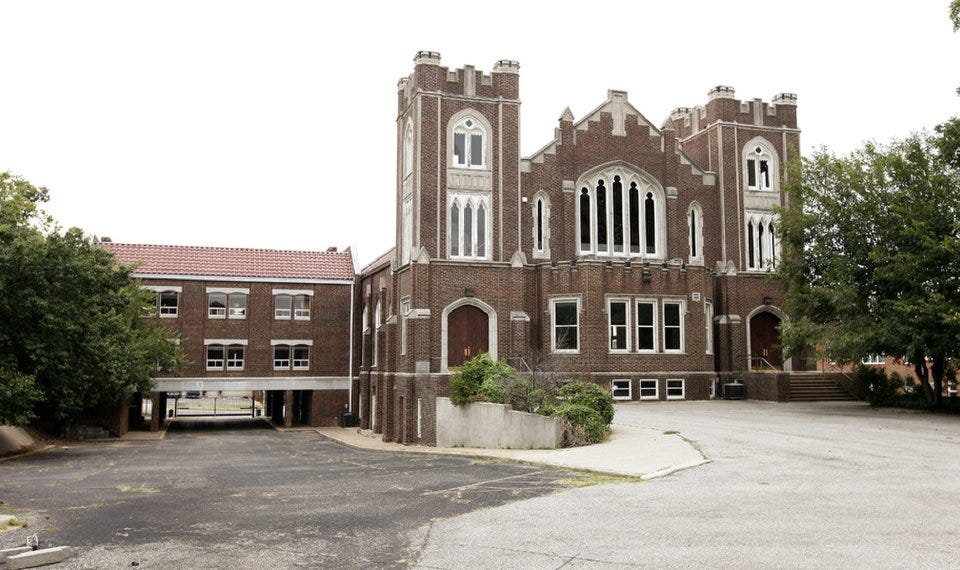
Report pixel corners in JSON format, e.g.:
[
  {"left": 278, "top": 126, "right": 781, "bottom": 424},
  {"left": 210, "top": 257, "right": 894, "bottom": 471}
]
[
  {"left": 932, "top": 354, "right": 945, "bottom": 408},
  {"left": 915, "top": 356, "right": 934, "bottom": 403}
]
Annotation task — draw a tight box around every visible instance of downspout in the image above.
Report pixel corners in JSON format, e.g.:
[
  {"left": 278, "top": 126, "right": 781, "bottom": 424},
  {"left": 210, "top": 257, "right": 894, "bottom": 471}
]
[{"left": 347, "top": 278, "right": 355, "bottom": 413}]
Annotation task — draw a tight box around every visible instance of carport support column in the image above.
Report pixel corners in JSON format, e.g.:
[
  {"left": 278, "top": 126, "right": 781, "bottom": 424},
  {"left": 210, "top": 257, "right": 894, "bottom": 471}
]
[
  {"left": 150, "top": 391, "right": 162, "bottom": 432},
  {"left": 283, "top": 390, "right": 294, "bottom": 428}
]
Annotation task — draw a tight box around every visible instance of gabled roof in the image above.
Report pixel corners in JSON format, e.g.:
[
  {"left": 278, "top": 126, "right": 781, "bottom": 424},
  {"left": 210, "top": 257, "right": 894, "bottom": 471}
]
[
  {"left": 100, "top": 242, "right": 355, "bottom": 282},
  {"left": 360, "top": 247, "right": 395, "bottom": 275}
]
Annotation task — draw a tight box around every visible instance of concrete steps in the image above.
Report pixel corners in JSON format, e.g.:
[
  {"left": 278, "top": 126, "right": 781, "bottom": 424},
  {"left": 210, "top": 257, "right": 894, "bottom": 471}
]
[{"left": 789, "top": 375, "right": 856, "bottom": 402}]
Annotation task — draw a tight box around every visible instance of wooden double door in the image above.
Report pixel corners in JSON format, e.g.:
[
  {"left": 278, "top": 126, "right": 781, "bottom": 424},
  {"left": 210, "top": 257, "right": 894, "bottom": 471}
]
[
  {"left": 750, "top": 311, "right": 783, "bottom": 369},
  {"left": 448, "top": 305, "right": 489, "bottom": 368}
]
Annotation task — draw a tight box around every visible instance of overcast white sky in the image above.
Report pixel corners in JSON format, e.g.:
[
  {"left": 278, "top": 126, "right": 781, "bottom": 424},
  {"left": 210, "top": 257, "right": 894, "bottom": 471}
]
[{"left": 1, "top": 1, "right": 957, "bottom": 267}]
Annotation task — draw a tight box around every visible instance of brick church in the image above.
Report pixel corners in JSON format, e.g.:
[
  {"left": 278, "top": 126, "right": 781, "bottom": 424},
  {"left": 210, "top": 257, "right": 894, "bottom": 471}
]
[{"left": 357, "top": 51, "right": 802, "bottom": 445}]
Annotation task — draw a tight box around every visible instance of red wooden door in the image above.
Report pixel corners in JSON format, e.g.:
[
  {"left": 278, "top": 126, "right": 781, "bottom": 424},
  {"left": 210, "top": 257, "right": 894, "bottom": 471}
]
[
  {"left": 750, "top": 311, "right": 783, "bottom": 368},
  {"left": 448, "top": 305, "right": 489, "bottom": 367}
]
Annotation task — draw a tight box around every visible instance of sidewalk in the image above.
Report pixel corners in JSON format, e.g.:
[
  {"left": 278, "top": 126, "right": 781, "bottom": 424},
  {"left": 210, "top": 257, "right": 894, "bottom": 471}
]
[{"left": 315, "top": 423, "right": 709, "bottom": 480}]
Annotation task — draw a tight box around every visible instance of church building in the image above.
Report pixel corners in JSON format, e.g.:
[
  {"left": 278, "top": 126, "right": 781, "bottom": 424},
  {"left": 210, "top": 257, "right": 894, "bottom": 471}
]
[{"left": 357, "top": 51, "right": 804, "bottom": 445}]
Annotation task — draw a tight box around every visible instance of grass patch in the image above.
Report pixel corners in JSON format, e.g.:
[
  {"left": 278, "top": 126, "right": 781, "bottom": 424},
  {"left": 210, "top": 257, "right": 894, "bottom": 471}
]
[
  {"left": 558, "top": 471, "right": 641, "bottom": 488},
  {"left": 663, "top": 430, "right": 679, "bottom": 435},
  {"left": 7, "top": 519, "right": 25, "bottom": 527}
]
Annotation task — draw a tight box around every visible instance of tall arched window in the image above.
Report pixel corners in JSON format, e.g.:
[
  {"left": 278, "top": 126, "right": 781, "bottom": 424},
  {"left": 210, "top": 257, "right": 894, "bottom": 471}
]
[
  {"left": 745, "top": 212, "right": 780, "bottom": 270},
  {"left": 744, "top": 139, "right": 777, "bottom": 191},
  {"left": 452, "top": 117, "right": 485, "bottom": 168},
  {"left": 403, "top": 121, "right": 414, "bottom": 178},
  {"left": 644, "top": 192, "right": 656, "bottom": 254},
  {"left": 532, "top": 191, "right": 551, "bottom": 259},
  {"left": 536, "top": 199, "right": 543, "bottom": 251},
  {"left": 576, "top": 165, "right": 665, "bottom": 258},
  {"left": 579, "top": 189, "right": 591, "bottom": 252},
  {"left": 596, "top": 180, "right": 607, "bottom": 253},
  {"left": 448, "top": 193, "right": 491, "bottom": 260},
  {"left": 688, "top": 202, "right": 704, "bottom": 263}
]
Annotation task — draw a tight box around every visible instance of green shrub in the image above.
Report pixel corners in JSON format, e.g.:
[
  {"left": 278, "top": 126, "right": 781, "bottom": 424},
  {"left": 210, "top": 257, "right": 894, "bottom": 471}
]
[
  {"left": 449, "top": 353, "right": 516, "bottom": 405},
  {"left": 554, "top": 381, "right": 615, "bottom": 425},
  {"left": 853, "top": 365, "right": 900, "bottom": 406},
  {"left": 549, "top": 403, "right": 609, "bottom": 445}
]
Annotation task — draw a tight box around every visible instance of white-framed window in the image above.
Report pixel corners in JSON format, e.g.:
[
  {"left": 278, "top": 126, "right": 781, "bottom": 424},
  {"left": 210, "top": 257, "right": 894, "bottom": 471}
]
[
  {"left": 226, "top": 346, "right": 244, "bottom": 370},
  {"left": 745, "top": 212, "right": 780, "bottom": 271},
  {"left": 551, "top": 298, "right": 580, "bottom": 353},
  {"left": 688, "top": 202, "right": 704, "bottom": 264},
  {"left": 612, "top": 379, "right": 632, "bottom": 401},
  {"left": 274, "top": 290, "right": 312, "bottom": 320},
  {"left": 636, "top": 300, "right": 657, "bottom": 352},
  {"left": 608, "top": 298, "right": 630, "bottom": 352},
  {"left": 448, "top": 192, "right": 490, "bottom": 260},
  {"left": 704, "top": 300, "right": 714, "bottom": 355},
  {"left": 273, "top": 340, "right": 312, "bottom": 371},
  {"left": 862, "top": 354, "right": 884, "bottom": 365},
  {"left": 208, "top": 292, "right": 227, "bottom": 318},
  {"left": 576, "top": 167, "right": 666, "bottom": 258},
  {"left": 745, "top": 143, "right": 775, "bottom": 191},
  {"left": 663, "top": 300, "right": 685, "bottom": 353},
  {"left": 666, "top": 378, "right": 685, "bottom": 400},
  {"left": 158, "top": 291, "right": 179, "bottom": 317},
  {"left": 452, "top": 116, "right": 485, "bottom": 168},
  {"left": 639, "top": 379, "right": 659, "bottom": 401},
  {"left": 207, "top": 289, "right": 248, "bottom": 319},
  {"left": 206, "top": 345, "right": 224, "bottom": 370},
  {"left": 229, "top": 293, "right": 246, "bottom": 318}
]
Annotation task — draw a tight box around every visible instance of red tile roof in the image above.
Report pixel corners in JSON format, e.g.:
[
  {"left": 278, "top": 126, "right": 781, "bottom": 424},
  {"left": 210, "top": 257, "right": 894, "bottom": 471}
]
[{"left": 100, "top": 242, "right": 355, "bottom": 281}]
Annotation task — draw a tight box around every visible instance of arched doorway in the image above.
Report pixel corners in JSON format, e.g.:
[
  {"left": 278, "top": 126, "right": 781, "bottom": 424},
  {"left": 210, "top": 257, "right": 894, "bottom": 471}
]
[
  {"left": 447, "top": 304, "right": 489, "bottom": 368},
  {"left": 749, "top": 311, "right": 783, "bottom": 369}
]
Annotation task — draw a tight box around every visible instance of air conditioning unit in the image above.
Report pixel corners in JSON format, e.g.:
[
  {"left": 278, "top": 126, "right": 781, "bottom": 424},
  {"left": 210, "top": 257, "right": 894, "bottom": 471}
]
[{"left": 723, "top": 382, "right": 745, "bottom": 400}]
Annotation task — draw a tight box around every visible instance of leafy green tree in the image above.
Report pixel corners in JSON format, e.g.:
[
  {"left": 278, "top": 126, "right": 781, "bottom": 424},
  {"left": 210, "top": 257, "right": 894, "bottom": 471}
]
[
  {"left": 0, "top": 172, "right": 182, "bottom": 426},
  {"left": 778, "top": 129, "right": 960, "bottom": 406}
]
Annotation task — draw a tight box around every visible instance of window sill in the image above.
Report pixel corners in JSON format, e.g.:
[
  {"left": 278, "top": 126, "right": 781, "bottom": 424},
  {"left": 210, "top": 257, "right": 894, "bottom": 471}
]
[
  {"left": 208, "top": 315, "right": 226, "bottom": 320},
  {"left": 612, "top": 396, "right": 632, "bottom": 401},
  {"left": 160, "top": 314, "right": 178, "bottom": 319},
  {"left": 639, "top": 396, "right": 660, "bottom": 401}
]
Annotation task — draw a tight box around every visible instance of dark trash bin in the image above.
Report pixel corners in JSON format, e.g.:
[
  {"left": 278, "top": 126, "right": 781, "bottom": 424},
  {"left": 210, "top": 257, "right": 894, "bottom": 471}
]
[{"left": 341, "top": 412, "right": 355, "bottom": 428}]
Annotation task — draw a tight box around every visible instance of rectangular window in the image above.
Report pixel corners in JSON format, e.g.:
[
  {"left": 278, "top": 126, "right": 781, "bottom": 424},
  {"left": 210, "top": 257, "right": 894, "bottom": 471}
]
[
  {"left": 552, "top": 299, "right": 579, "bottom": 352},
  {"left": 608, "top": 300, "right": 629, "bottom": 351},
  {"left": 704, "top": 300, "right": 714, "bottom": 355},
  {"left": 612, "top": 379, "right": 632, "bottom": 401},
  {"left": 159, "top": 291, "right": 179, "bottom": 317},
  {"left": 453, "top": 132, "right": 466, "bottom": 165},
  {"left": 759, "top": 160, "right": 770, "bottom": 189},
  {"left": 228, "top": 293, "right": 246, "bottom": 319},
  {"left": 400, "top": 298, "right": 411, "bottom": 356},
  {"left": 275, "top": 295, "right": 292, "bottom": 319},
  {"left": 666, "top": 379, "right": 685, "bottom": 400},
  {"left": 470, "top": 133, "right": 482, "bottom": 166},
  {"left": 226, "top": 346, "right": 244, "bottom": 370},
  {"left": 664, "top": 302, "right": 683, "bottom": 352},
  {"left": 747, "top": 158, "right": 757, "bottom": 188},
  {"left": 208, "top": 293, "right": 226, "bottom": 318},
  {"left": 636, "top": 301, "right": 656, "bottom": 352},
  {"left": 294, "top": 295, "right": 310, "bottom": 320},
  {"left": 639, "top": 379, "right": 659, "bottom": 400},
  {"left": 292, "top": 345, "right": 310, "bottom": 370},
  {"left": 274, "top": 346, "right": 291, "bottom": 370},
  {"left": 206, "top": 345, "right": 224, "bottom": 370},
  {"left": 862, "top": 354, "right": 884, "bottom": 365}
]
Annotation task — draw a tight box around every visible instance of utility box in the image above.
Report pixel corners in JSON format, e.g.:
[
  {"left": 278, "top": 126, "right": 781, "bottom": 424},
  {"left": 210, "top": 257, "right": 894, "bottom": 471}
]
[
  {"left": 341, "top": 412, "right": 355, "bottom": 428},
  {"left": 723, "top": 383, "right": 746, "bottom": 400}
]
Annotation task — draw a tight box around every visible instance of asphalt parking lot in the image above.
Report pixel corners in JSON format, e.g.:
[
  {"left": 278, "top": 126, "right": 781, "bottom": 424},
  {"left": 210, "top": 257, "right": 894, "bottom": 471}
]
[
  {"left": 0, "top": 418, "right": 586, "bottom": 568},
  {"left": 415, "top": 400, "right": 960, "bottom": 568}
]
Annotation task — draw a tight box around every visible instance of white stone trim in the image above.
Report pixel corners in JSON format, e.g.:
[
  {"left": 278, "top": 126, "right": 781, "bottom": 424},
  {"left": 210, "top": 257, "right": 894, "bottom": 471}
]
[
  {"left": 204, "top": 339, "right": 248, "bottom": 346},
  {"left": 270, "top": 339, "right": 313, "bottom": 346},
  {"left": 141, "top": 285, "right": 182, "bottom": 293},
  {"left": 205, "top": 287, "right": 249, "bottom": 294},
  {"left": 155, "top": 377, "right": 349, "bottom": 392},
  {"left": 272, "top": 288, "right": 314, "bottom": 297}
]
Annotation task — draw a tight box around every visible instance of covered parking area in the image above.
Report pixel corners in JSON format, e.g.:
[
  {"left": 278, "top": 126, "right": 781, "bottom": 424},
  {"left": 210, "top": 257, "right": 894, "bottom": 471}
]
[{"left": 145, "top": 377, "right": 352, "bottom": 431}]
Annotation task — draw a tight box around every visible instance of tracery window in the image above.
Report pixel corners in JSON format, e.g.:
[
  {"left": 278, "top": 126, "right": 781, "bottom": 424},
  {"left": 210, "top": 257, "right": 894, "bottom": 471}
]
[
  {"left": 745, "top": 141, "right": 777, "bottom": 191},
  {"left": 745, "top": 212, "right": 779, "bottom": 270},
  {"left": 452, "top": 117, "right": 485, "bottom": 168},
  {"left": 576, "top": 167, "right": 665, "bottom": 258},
  {"left": 448, "top": 193, "right": 490, "bottom": 260}
]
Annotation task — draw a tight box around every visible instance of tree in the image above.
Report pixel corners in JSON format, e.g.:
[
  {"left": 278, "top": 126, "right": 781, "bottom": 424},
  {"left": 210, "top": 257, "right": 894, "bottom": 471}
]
[
  {"left": 778, "top": 129, "right": 960, "bottom": 406},
  {"left": 0, "top": 172, "right": 182, "bottom": 426}
]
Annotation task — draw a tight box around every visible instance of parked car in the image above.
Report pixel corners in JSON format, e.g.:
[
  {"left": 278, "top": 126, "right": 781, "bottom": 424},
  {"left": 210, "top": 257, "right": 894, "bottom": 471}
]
[{"left": 186, "top": 391, "right": 201, "bottom": 399}]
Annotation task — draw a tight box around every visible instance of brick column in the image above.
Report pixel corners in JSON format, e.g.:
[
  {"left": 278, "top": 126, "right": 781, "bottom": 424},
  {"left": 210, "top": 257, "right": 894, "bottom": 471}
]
[
  {"left": 150, "top": 391, "right": 162, "bottom": 432},
  {"left": 283, "top": 390, "right": 294, "bottom": 428}
]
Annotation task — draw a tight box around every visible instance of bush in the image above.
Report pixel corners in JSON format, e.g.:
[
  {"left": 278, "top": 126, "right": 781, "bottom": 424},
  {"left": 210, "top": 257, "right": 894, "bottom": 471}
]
[
  {"left": 549, "top": 403, "right": 609, "bottom": 445},
  {"left": 554, "top": 381, "right": 615, "bottom": 425},
  {"left": 853, "top": 365, "right": 901, "bottom": 406},
  {"left": 449, "top": 354, "right": 516, "bottom": 405}
]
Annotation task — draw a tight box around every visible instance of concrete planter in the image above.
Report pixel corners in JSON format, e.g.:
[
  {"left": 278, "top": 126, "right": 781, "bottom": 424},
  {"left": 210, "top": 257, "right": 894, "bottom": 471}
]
[{"left": 435, "top": 397, "right": 563, "bottom": 449}]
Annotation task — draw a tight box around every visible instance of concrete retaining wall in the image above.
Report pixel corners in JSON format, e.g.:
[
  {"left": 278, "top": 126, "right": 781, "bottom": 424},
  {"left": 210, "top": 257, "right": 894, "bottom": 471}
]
[{"left": 435, "top": 397, "right": 563, "bottom": 449}]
